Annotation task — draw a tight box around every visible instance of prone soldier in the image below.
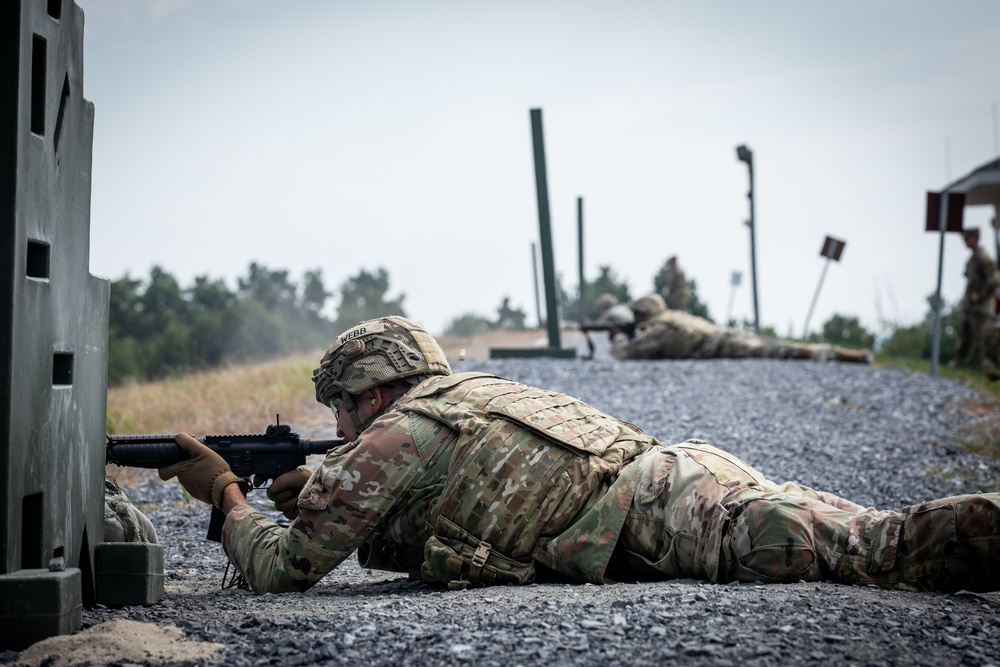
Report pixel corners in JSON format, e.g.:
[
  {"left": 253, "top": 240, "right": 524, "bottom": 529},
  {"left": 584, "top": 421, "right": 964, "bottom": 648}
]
[
  {"left": 608, "top": 293, "right": 872, "bottom": 363},
  {"left": 158, "top": 316, "right": 997, "bottom": 594}
]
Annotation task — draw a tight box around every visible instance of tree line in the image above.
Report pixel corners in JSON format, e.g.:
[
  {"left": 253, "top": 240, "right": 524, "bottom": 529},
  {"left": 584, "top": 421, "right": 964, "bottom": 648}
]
[
  {"left": 108, "top": 260, "right": 961, "bottom": 385},
  {"left": 107, "top": 264, "right": 406, "bottom": 385}
]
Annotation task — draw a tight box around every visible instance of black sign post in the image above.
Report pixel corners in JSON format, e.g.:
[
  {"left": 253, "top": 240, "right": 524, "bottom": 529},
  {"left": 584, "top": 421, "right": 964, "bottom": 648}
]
[
  {"left": 926, "top": 190, "right": 966, "bottom": 376},
  {"left": 802, "top": 236, "right": 846, "bottom": 338}
]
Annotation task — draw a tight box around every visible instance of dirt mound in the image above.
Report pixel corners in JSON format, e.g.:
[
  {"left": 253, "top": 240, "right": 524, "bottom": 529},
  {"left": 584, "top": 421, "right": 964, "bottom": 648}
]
[{"left": 15, "top": 618, "right": 224, "bottom": 667}]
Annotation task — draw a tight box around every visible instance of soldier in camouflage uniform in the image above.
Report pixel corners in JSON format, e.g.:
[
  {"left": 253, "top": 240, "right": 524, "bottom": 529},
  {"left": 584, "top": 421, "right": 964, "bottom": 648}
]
[
  {"left": 950, "top": 227, "right": 1000, "bottom": 375},
  {"left": 610, "top": 293, "right": 873, "bottom": 363},
  {"left": 158, "top": 316, "right": 1000, "bottom": 595},
  {"left": 663, "top": 256, "right": 689, "bottom": 311}
]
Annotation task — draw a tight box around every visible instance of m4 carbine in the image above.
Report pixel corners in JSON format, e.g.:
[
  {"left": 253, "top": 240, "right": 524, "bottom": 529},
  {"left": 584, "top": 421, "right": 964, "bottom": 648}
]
[{"left": 106, "top": 419, "right": 341, "bottom": 542}]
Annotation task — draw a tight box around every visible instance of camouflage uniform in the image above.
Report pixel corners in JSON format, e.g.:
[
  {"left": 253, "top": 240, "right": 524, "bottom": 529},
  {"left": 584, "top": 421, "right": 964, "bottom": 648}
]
[
  {"left": 222, "top": 372, "right": 999, "bottom": 594},
  {"left": 611, "top": 308, "right": 871, "bottom": 364},
  {"left": 953, "top": 245, "right": 1000, "bottom": 372},
  {"left": 664, "top": 263, "right": 689, "bottom": 311},
  {"left": 984, "top": 321, "right": 1000, "bottom": 381}
]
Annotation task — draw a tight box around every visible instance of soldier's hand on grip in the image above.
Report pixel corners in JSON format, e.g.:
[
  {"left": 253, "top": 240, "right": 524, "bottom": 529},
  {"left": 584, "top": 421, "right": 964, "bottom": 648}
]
[{"left": 265, "top": 465, "right": 314, "bottom": 520}]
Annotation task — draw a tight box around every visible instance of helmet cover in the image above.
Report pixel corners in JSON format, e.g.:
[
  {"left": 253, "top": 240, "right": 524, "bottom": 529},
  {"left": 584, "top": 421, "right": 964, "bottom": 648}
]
[{"left": 312, "top": 316, "right": 451, "bottom": 404}]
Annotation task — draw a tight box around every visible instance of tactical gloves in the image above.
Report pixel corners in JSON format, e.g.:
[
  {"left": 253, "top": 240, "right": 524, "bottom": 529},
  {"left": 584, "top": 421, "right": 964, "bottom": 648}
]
[
  {"left": 260, "top": 466, "right": 314, "bottom": 520},
  {"left": 159, "top": 433, "right": 248, "bottom": 508}
]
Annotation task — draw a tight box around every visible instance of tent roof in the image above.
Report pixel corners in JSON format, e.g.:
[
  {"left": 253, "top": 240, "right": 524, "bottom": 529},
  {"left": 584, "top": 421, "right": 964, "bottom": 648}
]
[{"left": 944, "top": 155, "right": 1000, "bottom": 207}]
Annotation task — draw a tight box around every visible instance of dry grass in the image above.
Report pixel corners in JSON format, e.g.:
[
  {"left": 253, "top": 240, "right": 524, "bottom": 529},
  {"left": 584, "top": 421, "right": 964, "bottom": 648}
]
[
  {"left": 106, "top": 351, "right": 330, "bottom": 436},
  {"left": 105, "top": 329, "right": 562, "bottom": 436},
  {"left": 954, "top": 396, "right": 1000, "bottom": 461}
]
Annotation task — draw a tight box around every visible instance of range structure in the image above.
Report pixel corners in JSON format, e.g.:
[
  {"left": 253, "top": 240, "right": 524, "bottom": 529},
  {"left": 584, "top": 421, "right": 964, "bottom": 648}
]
[
  {"left": 736, "top": 144, "right": 760, "bottom": 334},
  {"left": 490, "top": 108, "right": 575, "bottom": 359},
  {"left": 926, "top": 156, "right": 1000, "bottom": 375},
  {"left": 0, "top": 0, "right": 160, "bottom": 651}
]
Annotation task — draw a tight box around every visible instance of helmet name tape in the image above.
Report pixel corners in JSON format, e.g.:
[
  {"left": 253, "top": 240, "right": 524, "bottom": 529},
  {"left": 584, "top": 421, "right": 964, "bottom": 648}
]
[
  {"left": 337, "top": 321, "right": 385, "bottom": 348},
  {"left": 313, "top": 316, "right": 451, "bottom": 404}
]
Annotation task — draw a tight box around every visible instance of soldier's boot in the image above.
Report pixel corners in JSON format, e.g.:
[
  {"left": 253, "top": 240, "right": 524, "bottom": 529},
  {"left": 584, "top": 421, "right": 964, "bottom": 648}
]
[
  {"left": 725, "top": 491, "right": 1000, "bottom": 593},
  {"left": 833, "top": 493, "right": 1000, "bottom": 593},
  {"left": 827, "top": 346, "right": 874, "bottom": 364},
  {"left": 104, "top": 476, "right": 159, "bottom": 544}
]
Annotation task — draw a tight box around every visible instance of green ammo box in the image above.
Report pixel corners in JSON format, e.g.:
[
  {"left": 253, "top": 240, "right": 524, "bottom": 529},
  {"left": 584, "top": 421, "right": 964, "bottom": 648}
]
[{"left": 95, "top": 543, "right": 164, "bottom": 606}]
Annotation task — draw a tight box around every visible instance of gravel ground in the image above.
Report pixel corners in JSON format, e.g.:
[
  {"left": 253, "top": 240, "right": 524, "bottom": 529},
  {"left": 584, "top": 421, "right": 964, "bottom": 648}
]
[{"left": 18, "top": 346, "right": 1000, "bottom": 666}]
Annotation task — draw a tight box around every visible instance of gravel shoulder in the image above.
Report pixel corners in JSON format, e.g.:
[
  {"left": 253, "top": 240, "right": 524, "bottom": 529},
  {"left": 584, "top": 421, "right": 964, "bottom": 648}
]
[{"left": 12, "top": 336, "right": 1000, "bottom": 667}]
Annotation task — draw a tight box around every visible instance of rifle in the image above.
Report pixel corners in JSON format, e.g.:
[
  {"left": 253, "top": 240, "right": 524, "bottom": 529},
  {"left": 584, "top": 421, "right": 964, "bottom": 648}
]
[
  {"left": 577, "top": 322, "right": 635, "bottom": 360},
  {"left": 106, "top": 419, "right": 342, "bottom": 542}
]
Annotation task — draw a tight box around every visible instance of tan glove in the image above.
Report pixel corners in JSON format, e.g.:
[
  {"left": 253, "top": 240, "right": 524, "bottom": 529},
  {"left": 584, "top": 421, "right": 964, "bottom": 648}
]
[
  {"left": 261, "top": 466, "right": 314, "bottom": 520},
  {"left": 158, "top": 433, "right": 247, "bottom": 508}
]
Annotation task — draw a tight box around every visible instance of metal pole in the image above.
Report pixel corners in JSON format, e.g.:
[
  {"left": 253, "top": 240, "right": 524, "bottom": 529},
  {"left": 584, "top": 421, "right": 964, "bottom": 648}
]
[
  {"left": 577, "top": 197, "right": 585, "bottom": 322},
  {"left": 747, "top": 161, "right": 760, "bottom": 333},
  {"left": 802, "top": 258, "right": 831, "bottom": 339},
  {"left": 725, "top": 284, "right": 737, "bottom": 327},
  {"left": 930, "top": 193, "right": 948, "bottom": 376},
  {"left": 737, "top": 145, "right": 760, "bottom": 333},
  {"left": 530, "top": 108, "right": 562, "bottom": 348},
  {"left": 531, "top": 242, "right": 542, "bottom": 329}
]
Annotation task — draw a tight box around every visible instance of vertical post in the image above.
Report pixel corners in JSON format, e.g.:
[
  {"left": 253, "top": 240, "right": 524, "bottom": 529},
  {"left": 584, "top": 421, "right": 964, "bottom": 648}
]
[
  {"left": 725, "top": 271, "right": 742, "bottom": 327},
  {"left": 802, "top": 258, "right": 831, "bottom": 339},
  {"left": 737, "top": 145, "right": 760, "bottom": 333},
  {"left": 530, "top": 108, "right": 561, "bottom": 348},
  {"left": 577, "top": 197, "right": 585, "bottom": 322},
  {"left": 930, "top": 193, "right": 949, "bottom": 376},
  {"left": 530, "top": 243, "right": 542, "bottom": 329}
]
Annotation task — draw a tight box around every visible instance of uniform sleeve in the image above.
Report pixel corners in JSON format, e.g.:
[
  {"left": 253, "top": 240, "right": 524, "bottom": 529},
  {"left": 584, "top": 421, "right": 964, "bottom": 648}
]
[
  {"left": 612, "top": 323, "right": 669, "bottom": 360},
  {"left": 984, "top": 251, "right": 1000, "bottom": 299},
  {"left": 222, "top": 410, "right": 428, "bottom": 593}
]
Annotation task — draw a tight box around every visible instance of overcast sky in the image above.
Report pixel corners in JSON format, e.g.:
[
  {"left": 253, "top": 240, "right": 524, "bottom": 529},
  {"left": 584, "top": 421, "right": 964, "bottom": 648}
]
[{"left": 77, "top": 0, "right": 1000, "bottom": 338}]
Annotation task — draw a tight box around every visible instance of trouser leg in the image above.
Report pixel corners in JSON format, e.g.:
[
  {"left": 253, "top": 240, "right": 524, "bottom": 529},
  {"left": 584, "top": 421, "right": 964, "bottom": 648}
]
[
  {"left": 983, "top": 322, "right": 1000, "bottom": 380},
  {"left": 953, "top": 310, "right": 974, "bottom": 366},
  {"left": 725, "top": 491, "right": 1000, "bottom": 593}
]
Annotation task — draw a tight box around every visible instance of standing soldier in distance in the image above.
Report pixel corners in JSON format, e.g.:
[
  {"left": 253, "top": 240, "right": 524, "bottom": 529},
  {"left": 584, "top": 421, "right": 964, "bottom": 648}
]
[
  {"left": 662, "top": 256, "right": 689, "bottom": 311},
  {"left": 950, "top": 227, "right": 1000, "bottom": 376},
  {"left": 157, "top": 316, "right": 997, "bottom": 595}
]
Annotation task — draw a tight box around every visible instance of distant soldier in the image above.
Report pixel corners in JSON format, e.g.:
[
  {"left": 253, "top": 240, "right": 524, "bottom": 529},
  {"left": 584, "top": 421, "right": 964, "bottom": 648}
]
[
  {"left": 662, "top": 256, "right": 689, "bottom": 311},
  {"left": 950, "top": 227, "right": 1000, "bottom": 373},
  {"left": 611, "top": 293, "right": 872, "bottom": 363}
]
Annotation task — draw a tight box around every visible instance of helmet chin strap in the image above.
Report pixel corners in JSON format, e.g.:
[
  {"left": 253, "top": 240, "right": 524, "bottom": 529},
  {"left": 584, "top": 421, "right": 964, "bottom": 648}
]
[
  {"left": 338, "top": 390, "right": 365, "bottom": 433},
  {"left": 338, "top": 390, "right": 385, "bottom": 435}
]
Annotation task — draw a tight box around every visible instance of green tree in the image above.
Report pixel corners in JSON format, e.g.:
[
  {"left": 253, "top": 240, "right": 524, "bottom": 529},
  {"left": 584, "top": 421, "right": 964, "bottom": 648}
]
[
  {"left": 564, "top": 265, "right": 632, "bottom": 322},
  {"left": 819, "top": 314, "right": 875, "bottom": 350},
  {"left": 106, "top": 263, "right": 341, "bottom": 385},
  {"left": 686, "top": 280, "right": 712, "bottom": 322},
  {"left": 444, "top": 313, "right": 494, "bottom": 337},
  {"left": 880, "top": 295, "right": 960, "bottom": 360},
  {"left": 333, "top": 267, "right": 407, "bottom": 331},
  {"left": 301, "top": 269, "right": 331, "bottom": 316},
  {"left": 238, "top": 263, "right": 296, "bottom": 310},
  {"left": 496, "top": 297, "right": 527, "bottom": 330}
]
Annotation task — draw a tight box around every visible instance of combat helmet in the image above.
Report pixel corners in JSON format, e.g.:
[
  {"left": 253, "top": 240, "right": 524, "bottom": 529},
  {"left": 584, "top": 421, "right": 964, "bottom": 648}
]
[
  {"left": 601, "top": 304, "right": 634, "bottom": 328},
  {"left": 629, "top": 293, "right": 667, "bottom": 324},
  {"left": 312, "top": 316, "right": 451, "bottom": 430},
  {"left": 593, "top": 292, "right": 619, "bottom": 315}
]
